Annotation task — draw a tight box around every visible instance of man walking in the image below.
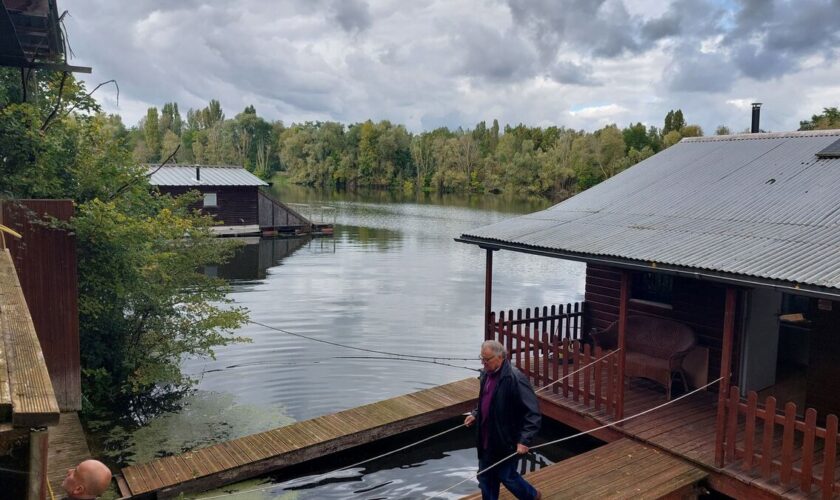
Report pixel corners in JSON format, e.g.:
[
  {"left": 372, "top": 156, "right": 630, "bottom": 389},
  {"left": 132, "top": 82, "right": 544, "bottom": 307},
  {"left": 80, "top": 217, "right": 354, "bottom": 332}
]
[{"left": 465, "top": 340, "right": 541, "bottom": 500}]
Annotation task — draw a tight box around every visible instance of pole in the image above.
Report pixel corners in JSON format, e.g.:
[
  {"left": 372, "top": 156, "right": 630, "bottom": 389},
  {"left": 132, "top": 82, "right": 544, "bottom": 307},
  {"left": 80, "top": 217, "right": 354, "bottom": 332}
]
[
  {"left": 484, "top": 248, "right": 496, "bottom": 341},
  {"left": 714, "top": 287, "right": 737, "bottom": 466},
  {"left": 27, "top": 427, "right": 49, "bottom": 500},
  {"left": 617, "top": 270, "right": 629, "bottom": 421}
]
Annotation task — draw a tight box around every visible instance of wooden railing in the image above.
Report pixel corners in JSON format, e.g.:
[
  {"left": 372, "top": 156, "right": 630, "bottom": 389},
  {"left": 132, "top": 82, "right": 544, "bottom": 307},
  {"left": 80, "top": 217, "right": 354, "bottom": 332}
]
[
  {"left": 718, "top": 385, "right": 840, "bottom": 499},
  {"left": 489, "top": 302, "right": 622, "bottom": 419}
]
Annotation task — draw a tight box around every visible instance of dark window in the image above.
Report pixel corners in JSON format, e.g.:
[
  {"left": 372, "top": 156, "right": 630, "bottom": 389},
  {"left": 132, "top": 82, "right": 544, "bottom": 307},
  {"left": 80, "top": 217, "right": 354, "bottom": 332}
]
[{"left": 631, "top": 272, "right": 673, "bottom": 305}]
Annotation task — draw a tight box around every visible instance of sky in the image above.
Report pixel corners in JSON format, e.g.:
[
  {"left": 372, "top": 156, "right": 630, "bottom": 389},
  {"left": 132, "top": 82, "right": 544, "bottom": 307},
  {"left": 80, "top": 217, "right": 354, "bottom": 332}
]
[{"left": 65, "top": 0, "right": 840, "bottom": 134}]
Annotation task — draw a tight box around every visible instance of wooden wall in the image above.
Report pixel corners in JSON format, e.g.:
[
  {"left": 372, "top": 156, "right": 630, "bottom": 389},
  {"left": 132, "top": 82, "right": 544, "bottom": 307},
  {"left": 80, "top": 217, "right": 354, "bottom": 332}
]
[
  {"left": 1, "top": 200, "right": 80, "bottom": 411},
  {"left": 585, "top": 264, "right": 743, "bottom": 387},
  {"left": 157, "top": 186, "right": 259, "bottom": 226}
]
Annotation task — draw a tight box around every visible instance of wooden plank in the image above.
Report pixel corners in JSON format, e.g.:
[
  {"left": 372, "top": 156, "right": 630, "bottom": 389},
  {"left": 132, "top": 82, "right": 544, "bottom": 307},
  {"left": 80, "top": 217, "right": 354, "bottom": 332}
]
[
  {"left": 801, "top": 408, "right": 817, "bottom": 493},
  {"left": 121, "top": 377, "right": 478, "bottom": 497},
  {"left": 781, "top": 401, "right": 797, "bottom": 485},
  {"left": 45, "top": 412, "right": 93, "bottom": 495},
  {"left": 0, "top": 251, "right": 60, "bottom": 426},
  {"left": 461, "top": 439, "right": 706, "bottom": 500}
]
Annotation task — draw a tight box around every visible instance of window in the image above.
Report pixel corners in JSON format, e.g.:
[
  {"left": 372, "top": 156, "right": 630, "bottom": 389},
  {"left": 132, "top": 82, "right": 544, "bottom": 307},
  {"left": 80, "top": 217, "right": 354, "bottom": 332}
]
[
  {"left": 203, "top": 193, "right": 217, "bottom": 208},
  {"left": 631, "top": 272, "right": 673, "bottom": 306}
]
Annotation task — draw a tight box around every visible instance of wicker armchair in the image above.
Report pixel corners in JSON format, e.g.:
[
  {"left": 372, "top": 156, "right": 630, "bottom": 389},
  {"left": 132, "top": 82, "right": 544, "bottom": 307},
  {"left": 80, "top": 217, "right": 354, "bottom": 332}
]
[{"left": 591, "top": 315, "right": 697, "bottom": 399}]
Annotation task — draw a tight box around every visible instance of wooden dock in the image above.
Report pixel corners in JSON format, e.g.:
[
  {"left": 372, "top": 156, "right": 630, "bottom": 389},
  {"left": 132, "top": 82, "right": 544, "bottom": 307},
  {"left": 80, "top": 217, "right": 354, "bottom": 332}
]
[
  {"left": 47, "top": 412, "right": 94, "bottom": 495},
  {"left": 461, "top": 438, "right": 707, "bottom": 499},
  {"left": 118, "top": 377, "right": 479, "bottom": 498},
  {"left": 0, "top": 249, "right": 60, "bottom": 427}
]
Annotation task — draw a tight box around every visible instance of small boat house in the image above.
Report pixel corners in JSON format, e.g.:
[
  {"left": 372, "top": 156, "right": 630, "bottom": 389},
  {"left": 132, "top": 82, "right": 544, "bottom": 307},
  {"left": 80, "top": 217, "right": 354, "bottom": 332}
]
[
  {"left": 459, "top": 129, "right": 840, "bottom": 498},
  {"left": 148, "top": 165, "right": 316, "bottom": 236}
]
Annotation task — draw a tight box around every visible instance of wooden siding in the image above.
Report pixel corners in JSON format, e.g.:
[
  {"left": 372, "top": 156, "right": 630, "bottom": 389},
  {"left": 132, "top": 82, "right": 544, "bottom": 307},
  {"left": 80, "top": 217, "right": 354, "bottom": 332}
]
[
  {"left": 585, "top": 264, "right": 743, "bottom": 388},
  {"left": 156, "top": 186, "right": 259, "bottom": 226},
  {"left": 1, "top": 200, "right": 80, "bottom": 411}
]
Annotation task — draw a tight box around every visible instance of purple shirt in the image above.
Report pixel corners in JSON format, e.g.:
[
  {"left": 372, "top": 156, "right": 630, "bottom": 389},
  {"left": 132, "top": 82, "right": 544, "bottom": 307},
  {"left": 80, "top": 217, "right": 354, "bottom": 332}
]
[{"left": 480, "top": 364, "right": 502, "bottom": 449}]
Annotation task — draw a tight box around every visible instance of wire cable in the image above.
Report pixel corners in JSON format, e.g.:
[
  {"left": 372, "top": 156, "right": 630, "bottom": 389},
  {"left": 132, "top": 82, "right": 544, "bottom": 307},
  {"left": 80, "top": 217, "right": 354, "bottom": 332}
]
[{"left": 249, "top": 320, "right": 476, "bottom": 361}]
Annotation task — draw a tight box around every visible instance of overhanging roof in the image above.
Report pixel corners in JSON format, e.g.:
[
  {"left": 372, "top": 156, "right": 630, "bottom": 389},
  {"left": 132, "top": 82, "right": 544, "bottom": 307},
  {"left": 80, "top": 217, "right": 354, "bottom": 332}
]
[
  {"left": 148, "top": 165, "right": 268, "bottom": 187},
  {"left": 1, "top": 0, "right": 91, "bottom": 72},
  {"left": 459, "top": 130, "right": 840, "bottom": 298}
]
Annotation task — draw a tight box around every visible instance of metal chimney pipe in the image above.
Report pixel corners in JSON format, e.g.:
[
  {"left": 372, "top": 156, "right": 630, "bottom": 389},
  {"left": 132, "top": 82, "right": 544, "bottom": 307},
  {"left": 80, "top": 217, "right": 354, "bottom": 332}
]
[
  {"left": 196, "top": 166, "right": 201, "bottom": 181},
  {"left": 751, "top": 103, "right": 762, "bottom": 133}
]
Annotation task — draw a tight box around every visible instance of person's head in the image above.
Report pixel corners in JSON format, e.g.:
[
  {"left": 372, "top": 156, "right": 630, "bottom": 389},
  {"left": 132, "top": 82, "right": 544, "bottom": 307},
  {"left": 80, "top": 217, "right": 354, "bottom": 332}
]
[
  {"left": 480, "top": 340, "right": 507, "bottom": 372},
  {"left": 62, "top": 459, "right": 112, "bottom": 499}
]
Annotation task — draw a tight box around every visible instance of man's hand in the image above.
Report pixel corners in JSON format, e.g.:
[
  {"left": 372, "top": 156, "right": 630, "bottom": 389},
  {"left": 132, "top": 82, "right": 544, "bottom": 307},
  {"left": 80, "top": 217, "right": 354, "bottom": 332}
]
[
  {"left": 516, "top": 443, "right": 529, "bottom": 455},
  {"left": 464, "top": 414, "right": 476, "bottom": 427}
]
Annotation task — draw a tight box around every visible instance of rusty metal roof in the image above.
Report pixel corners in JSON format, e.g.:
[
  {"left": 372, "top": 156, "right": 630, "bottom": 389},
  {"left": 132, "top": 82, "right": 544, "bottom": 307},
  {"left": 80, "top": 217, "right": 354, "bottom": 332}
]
[
  {"left": 460, "top": 129, "right": 840, "bottom": 294},
  {"left": 148, "top": 165, "right": 268, "bottom": 187}
]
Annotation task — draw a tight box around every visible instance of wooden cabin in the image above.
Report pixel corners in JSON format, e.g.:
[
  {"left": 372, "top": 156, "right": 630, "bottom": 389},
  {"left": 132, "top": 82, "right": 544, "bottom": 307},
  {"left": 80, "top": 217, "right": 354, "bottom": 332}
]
[
  {"left": 148, "top": 165, "right": 313, "bottom": 236},
  {"left": 459, "top": 129, "right": 840, "bottom": 499}
]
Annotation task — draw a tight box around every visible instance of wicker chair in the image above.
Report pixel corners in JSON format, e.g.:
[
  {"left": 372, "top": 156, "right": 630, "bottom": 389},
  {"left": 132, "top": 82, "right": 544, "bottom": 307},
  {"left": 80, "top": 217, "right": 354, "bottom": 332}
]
[{"left": 590, "top": 315, "right": 697, "bottom": 399}]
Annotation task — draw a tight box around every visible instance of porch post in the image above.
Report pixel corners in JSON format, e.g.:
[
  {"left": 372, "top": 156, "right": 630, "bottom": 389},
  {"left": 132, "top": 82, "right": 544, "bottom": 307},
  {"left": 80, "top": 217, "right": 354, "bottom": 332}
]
[
  {"left": 483, "top": 247, "right": 497, "bottom": 341},
  {"left": 617, "top": 270, "right": 630, "bottom": 421},
  {"left": 715, "top": 286, "right": 737, "bottom": 466}
]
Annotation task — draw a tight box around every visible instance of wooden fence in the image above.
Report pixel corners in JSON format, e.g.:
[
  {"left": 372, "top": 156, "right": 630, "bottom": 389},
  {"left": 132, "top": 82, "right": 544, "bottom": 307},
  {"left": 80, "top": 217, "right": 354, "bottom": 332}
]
[
  {"left": 718, "top": 385, "right": 840, "bottom": 499},
  {"left": 490, "top": 302, "right": 622, "bottom": 419}
]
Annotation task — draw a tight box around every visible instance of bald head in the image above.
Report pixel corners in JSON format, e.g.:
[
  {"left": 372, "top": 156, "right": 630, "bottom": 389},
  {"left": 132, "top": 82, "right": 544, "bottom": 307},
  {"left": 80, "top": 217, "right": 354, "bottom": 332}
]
[{"left": 62, "top": 459, "right": 112, "bottom": 499}]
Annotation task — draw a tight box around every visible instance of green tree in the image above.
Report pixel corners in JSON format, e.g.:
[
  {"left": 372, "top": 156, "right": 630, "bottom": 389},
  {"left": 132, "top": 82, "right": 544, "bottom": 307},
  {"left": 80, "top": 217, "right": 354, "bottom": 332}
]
[
  {"left": 715, "top": 125, "right": 732, "bottom": 135},
  {"left": 799, "top": 107, "right": 840, "bottom": 130},
  {"left": 0, "top": 70, "right": 248, "bottom": 404},
  {"left": 143, "top": 107, "right": 162, "bottom": 162}
]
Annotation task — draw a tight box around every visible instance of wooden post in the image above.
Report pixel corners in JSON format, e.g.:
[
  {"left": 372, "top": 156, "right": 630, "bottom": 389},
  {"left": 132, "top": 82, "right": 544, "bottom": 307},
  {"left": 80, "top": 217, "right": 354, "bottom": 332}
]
[
  {"left": 27, "top": 427, "right": 49, "bottom": 500},
  {"left": 715, "top": 287, "right": 737, "bottom": 466},
  {"left": 616, "top": 270, "right": 629, "bottom": 421},
  {"left": 483, "top": 248, "right": 495, "bottom": 341}
]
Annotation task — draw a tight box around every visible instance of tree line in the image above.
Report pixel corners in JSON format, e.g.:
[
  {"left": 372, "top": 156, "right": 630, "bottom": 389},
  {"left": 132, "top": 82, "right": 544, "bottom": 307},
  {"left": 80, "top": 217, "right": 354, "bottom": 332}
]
[
  {"left": 133, "top": 102, "right": 712, "bottom": 199},
  {"left": 134, "top": 100, "right": 840, "bottom": 200}
]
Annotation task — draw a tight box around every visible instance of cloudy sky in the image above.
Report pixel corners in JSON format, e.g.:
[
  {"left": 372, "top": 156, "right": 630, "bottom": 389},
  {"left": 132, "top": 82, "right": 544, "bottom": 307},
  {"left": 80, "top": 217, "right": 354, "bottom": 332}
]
[{"left": 66, "top": 0, "right": 840, "bottom": 134}]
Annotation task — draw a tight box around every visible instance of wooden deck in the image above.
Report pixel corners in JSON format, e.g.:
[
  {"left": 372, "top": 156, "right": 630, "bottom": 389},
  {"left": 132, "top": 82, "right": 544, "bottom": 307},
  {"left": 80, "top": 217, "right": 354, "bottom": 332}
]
[
  {"left": 47, "top": 412, "right": 93, "bottom": 495},
  {"left": 461, "top": 438, "right": 707, "bottom": 499},
  {"left": 118, "top": 377, "right": 479, "bottom": 498},
  {"left": 537, "top": 369, "right": 840, "bottom": 499},
  {"left": 0, "top": 249, "right": 60, "bottom": 427}
]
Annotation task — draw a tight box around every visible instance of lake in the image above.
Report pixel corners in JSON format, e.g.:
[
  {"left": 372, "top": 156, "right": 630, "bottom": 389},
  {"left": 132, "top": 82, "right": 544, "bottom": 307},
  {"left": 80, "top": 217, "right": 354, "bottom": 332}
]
[{"left": 90, "top": 185, "right": 589, "bottom": 498}]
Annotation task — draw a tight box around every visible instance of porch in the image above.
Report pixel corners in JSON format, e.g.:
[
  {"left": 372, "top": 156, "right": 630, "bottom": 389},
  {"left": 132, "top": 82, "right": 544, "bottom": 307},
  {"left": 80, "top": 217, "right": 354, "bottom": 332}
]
[{"left": 488, "top": 297, "right": 840, "bottom": 499}]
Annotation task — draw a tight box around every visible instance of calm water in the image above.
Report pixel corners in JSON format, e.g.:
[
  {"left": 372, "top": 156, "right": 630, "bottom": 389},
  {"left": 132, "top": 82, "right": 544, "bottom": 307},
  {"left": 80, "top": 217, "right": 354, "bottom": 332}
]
[{"left": 91, "top": 186, "right": 589, "bottom": 498}]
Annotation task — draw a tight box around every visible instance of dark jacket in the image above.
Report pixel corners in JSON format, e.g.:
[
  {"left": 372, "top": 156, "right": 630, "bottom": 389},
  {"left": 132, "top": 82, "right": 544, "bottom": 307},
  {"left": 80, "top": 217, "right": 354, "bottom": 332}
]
[{"left": 472, "top": 360, "right": 541, "bottom": 461}]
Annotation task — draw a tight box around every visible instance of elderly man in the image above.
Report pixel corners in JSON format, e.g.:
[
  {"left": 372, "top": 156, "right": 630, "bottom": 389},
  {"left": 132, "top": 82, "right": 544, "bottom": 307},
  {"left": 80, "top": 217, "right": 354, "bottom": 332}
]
[
  {"left": 465, "top": 340, "right": 542, "bottom": 500},
  {"left": 62, "top": 459, "right": 112, "bottom": 499}
]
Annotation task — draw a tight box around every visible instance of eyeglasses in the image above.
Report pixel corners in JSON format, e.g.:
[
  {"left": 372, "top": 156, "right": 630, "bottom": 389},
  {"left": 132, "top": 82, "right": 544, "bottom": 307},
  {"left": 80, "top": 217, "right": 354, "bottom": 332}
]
[{"left": 479, "top": 355, "right": 496, "bottom": 362}]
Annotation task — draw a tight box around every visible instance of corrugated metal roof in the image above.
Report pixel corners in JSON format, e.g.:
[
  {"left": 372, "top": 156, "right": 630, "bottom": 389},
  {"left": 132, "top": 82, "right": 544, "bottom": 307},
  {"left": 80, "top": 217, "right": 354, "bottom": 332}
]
[
  {"left": 461, "top": 129, "right": 840, "bottom": 292},
  {"left": 147, "top": 165, "right": 268, "bottom": 186}
]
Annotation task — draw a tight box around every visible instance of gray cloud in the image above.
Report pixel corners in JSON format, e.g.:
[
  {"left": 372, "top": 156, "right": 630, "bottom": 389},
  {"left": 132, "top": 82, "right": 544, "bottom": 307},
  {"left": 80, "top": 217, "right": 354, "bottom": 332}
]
[
  {"left": 721, "top": 0, "right": 840, "bottom": 79},
  {"left": 664, "top": 44, "right": 736, "bottom": 93},
  {"left": 549, "top": 61, "right": 600, "bottom": 86},
  {"left": 507, "top": 0, "right": 644, "bottom": 60},
  {"left": 456, "top": 23, "right": 538, "bottom": 82},
  {"left": 64, "top": 0, "right": 840, "bottom": 135},
  {"left": 331, "top": 0, "right": 372, "bottom": 33}
]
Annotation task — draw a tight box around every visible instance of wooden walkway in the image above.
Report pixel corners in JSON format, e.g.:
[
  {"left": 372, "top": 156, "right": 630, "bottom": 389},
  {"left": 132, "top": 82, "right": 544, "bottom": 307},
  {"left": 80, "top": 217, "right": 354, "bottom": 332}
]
[
  {"left": 537, "top": 370, "right": 840, "bottom": 499},
  {"left": 462, "top": 438, "right": 707, "bottom": 499},
  {"left": 0, "top": 249, "right": 60, "bottom": 427},
  {"left": 118, "top": 377, "right": 479, "bottom": 498},
  {"left": 47, "top": 412, "right": 94, "bottom": 495}
]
